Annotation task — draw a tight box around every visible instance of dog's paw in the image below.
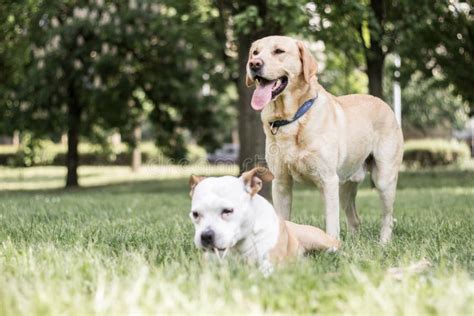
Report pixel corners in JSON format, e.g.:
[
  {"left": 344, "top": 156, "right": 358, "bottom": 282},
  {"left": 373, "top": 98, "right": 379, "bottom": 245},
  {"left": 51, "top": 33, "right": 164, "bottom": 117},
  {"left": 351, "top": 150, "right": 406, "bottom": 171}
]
[{"left": 325, "top": 246, "right": 339, "bottom": 253}]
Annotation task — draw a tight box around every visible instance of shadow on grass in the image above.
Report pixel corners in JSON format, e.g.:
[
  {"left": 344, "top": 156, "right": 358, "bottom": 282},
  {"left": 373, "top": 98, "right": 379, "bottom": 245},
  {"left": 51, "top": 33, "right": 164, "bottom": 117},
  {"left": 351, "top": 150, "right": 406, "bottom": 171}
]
[
  {"left": 350, "top": 168, "right": 474, "bottom": 190},
  {"left": 0, "top": 178, "right": 189, "bottom": 197},
  {"left": 1, "top": 168, "right": 472, "bottom": 197},
  {"left": 0, "top": 171, "right": 103, "bottom": 183},
  {"left": 397, "top": 169, "right": 474, "bottom": 189}
]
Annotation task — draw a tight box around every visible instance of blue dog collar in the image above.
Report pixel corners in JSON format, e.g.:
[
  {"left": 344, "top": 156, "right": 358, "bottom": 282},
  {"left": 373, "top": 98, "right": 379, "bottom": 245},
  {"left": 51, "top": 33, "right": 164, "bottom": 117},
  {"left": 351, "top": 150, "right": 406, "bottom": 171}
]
[{"left": 269, "top": 95, "right": 318, "bottom": 135}]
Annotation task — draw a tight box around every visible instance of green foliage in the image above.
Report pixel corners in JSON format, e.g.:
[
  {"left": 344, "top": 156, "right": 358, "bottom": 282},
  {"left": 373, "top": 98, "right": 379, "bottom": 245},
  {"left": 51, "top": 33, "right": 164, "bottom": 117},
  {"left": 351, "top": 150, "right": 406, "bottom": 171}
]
[
  {"left": 384, "top": 66, "right": 469, "bottom": 131},
  {"left": 398, "top": 1, "right": 473, "bottom": 113},
  {"left": 401, "top": 77, "right": 468, "bottom": 131},
  {"left": 306, "top": 0, "right": 473, "bottom": 113},
  {"left": 404, "top": 139, "right": 471, "bottom": 168},
  {"left": 0, "top": 1, "right": 37, "bottom": 134},
  {"left": 1, "top": 0, "right": 472, "bottom": 171},
  {"left": 12, "top": 134, "right": 56, "bottom": 167},
  {"left": 234, "top": 5, "right": 263, "bottom": 34},
  {"left": 232, "top": 0, "right": 308, "bottom": 36},
  {"left": 319, "top": 50, "right": 368, "bottom": 95},
  {"left": 305, "top": 1, "right": 366, "bottom": 61},
  {"left": 185, "top": 143, "right": 207, "bottom": 164},
  {"left": 1, "top": 0, "right": 236, "bottom": 161},
  {"left": 0, "top": 142, "right": 173, "bottom": 167}
]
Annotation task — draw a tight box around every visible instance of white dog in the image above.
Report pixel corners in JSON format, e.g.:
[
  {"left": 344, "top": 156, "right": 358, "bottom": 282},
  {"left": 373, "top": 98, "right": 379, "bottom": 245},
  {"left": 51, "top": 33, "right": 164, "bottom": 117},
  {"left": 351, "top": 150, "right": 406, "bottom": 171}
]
[{"left": 189, "top": 167, "right": 340, "bottom": 274}]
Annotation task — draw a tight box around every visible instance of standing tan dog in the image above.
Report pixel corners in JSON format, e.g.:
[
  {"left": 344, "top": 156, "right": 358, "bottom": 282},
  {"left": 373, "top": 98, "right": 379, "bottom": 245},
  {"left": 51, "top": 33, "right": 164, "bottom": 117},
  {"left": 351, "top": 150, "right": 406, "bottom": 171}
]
[{"left": 246, "top": 36, "right": 403, "bottom": 244}]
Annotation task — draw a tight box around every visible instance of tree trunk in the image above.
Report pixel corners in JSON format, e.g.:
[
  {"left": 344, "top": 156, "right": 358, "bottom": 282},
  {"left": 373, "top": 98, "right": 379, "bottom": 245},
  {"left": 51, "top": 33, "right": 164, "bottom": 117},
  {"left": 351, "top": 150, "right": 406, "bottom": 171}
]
[
  {"left": 237, "top": 35, "right": 267, "bottom": 169},
  {"left": 236, "top": 34, "right": 272, "bottom": 200},
  {"left": 131, "top": 125, "right": 142, "bottom": 172},
  {"left": 366, "top": 51, "right": 384, "bottom": 99},
  {"left": 366, "top": 0, "right": 386, "bottom": 100},
  {"left": 66, "top": 96, "right": 81, "bottom": 188},
  {"left": 218, "top": 0, "right": 281, "bottom": 201}
]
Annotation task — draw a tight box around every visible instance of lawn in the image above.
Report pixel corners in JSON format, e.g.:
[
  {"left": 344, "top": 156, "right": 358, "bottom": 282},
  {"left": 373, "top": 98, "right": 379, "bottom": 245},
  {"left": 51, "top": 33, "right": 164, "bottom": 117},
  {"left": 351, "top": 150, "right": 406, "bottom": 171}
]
[{"left": 0, "top": 165, "right": 473, "bottom": 315}]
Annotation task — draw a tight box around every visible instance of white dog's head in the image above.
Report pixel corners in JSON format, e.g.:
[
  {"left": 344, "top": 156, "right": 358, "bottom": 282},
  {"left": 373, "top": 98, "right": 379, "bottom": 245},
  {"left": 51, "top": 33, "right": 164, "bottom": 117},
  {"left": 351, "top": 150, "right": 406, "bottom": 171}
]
[{"left": 188, "top": 167, "right": 273, "bottom": 253}]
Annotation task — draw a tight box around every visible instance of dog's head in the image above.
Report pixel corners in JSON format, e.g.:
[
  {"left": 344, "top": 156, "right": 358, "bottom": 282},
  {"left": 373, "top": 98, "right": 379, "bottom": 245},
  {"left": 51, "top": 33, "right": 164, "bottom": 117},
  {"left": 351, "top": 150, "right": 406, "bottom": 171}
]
[
  {"left": 188, "top": 167, "right": 273, "bottom": 253},
  {"left": 246, "top": 36, "right": 317, "bottom": 111}
]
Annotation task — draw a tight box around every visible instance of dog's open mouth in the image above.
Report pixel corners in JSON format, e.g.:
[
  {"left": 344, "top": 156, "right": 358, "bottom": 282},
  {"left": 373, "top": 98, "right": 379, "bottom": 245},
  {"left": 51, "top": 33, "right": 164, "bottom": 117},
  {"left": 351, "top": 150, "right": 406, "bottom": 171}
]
[
  {"left": 256, "top": 76, "right": 288, "bottom": 99},
  {"left": 251, "top": 76, "right": 288, "bottom": 111}
]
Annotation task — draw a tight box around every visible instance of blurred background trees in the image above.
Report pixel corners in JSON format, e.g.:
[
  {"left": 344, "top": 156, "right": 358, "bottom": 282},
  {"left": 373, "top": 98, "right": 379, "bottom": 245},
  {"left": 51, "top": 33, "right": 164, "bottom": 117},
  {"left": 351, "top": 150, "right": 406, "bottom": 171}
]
[
  {"left": 1, "top": 0, "right": 235, "bottom": 186},
  {"left": 0, "top": 0, "right": 472, "bottom": 188}
]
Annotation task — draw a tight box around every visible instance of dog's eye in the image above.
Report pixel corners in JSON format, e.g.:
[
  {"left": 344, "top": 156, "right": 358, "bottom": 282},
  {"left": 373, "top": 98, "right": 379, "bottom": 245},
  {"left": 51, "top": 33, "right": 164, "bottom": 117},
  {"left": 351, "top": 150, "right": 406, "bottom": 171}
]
[
  {"left": 274, "top": 48, "right": 285, "bottom": 54},
  {"left": 221, "top": 208, "right": 234, "bottom": 215},
  {"left": 252, "top": 50, "right": 259, "bottom": 55},
  {"left": 192, "top": 211, "right": 199, "bottom": 219}
]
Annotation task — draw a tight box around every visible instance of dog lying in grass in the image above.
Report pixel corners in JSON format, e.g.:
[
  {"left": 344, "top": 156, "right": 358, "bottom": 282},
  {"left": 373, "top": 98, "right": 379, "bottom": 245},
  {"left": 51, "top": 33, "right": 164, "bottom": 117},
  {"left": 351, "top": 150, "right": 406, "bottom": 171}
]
[{"left": 189, "top": 167, "right": 340, "bottom": 274}]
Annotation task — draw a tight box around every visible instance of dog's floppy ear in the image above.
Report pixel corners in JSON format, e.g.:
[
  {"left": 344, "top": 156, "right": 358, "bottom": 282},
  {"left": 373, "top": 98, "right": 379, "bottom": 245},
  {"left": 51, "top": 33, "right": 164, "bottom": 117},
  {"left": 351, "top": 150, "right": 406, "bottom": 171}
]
[
  {"left": 189, "top": 175, "right": 206, "bottom": 197},
  {"left": 297, "top": 40, "right": 317, "bottom": 83},
  {"left": 245, "top": 46, "right": 255, "bottom": 87},
  {"left": 240, "top": 167, "right": 274, "bottom": 196},
  {"left": 246, "top": 72, "right": 255, "bottom": 87}
]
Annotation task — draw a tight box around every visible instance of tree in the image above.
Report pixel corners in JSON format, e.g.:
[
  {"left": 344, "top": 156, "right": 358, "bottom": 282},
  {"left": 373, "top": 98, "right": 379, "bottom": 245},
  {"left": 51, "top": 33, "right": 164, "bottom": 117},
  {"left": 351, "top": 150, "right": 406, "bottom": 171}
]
[
  {"left": 384, "top": 70, "right": 469, "bottom": 133},
  {"left": 318, "top": 50, "right": 368, "bottom": 96},
  {"left": 216, "top": 2, "right": 279, "bottom": 171},
  {"left": 18, "top": 1, "right": 137, "bottom": 186},
  {"left": 397, "top": 1, "right": 473, "bottom": 114},
  {"left": 142, "top": 0, "right": 235, "bottom": 161},
  {"left": 307, "top": 0, "right": 410, "bottom": 100},
  {"left": 2, "top": 0, "right": 234, "bottom": 186},
  {"left": 308, "top": 0, "right": 472, "bottom": 121},
  {"left": 215, "top": 0, "right": 308, "bottom": 199},
  {"left": 0, "top": 1, "right": 35, "bottom": 137}
]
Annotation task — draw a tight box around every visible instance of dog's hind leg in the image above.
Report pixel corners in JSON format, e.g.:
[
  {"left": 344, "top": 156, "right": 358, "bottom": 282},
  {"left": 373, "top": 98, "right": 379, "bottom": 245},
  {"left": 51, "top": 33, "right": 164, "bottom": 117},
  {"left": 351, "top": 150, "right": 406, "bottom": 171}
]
[
  {"left": 285, "top": 221, "right": 341, "bottom": 252},
  {"left": 372, "top": 162, "right": 400, "bottom": 244},
  {"left": 371, "top": 135, "right": 403, "bottom": 244},
  {"left": 339, "top": 181, "right": 361, "bottom": 235}
]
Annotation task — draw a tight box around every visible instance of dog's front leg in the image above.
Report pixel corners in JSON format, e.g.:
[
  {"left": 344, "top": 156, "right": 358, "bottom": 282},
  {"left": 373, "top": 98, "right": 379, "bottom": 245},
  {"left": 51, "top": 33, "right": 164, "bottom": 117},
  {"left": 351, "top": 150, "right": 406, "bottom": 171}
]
[
  {"left": 272, "top": 175, "right": 293, "bottom": 220},
  {"left": 321, "top": 175, "right": 340, "bottom": 239}
]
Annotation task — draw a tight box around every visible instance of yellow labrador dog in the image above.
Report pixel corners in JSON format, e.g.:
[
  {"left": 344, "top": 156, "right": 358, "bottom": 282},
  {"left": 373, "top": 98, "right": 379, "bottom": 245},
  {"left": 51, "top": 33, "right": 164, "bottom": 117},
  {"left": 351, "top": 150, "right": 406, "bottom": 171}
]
[{"left": 246, "top": 36, "right": 403, "bottom": 244}]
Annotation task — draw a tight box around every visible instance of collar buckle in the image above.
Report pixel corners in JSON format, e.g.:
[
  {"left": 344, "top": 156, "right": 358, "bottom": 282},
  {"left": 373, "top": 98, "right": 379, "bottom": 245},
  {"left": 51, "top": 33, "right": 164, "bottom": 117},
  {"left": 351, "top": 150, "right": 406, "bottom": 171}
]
[{"left": 270, "top": 122, "right": 279, "bottom": 135}]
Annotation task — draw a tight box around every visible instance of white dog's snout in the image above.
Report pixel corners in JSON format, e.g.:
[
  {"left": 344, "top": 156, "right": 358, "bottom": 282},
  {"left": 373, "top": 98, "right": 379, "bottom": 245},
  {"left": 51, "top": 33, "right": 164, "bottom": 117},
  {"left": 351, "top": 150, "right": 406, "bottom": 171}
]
[{"left": 200, "top": 229, "right": 215, "bottom": 247}]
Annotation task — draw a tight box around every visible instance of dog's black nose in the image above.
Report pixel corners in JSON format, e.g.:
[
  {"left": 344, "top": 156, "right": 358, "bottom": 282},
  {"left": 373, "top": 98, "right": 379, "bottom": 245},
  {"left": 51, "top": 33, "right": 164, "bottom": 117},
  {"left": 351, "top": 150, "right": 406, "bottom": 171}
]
[
  {"left": 249, "top": 58, "right": 263, "bottom": 72},
  {"left": 200, "top": 230, "right": 215, "bottom": 247}
]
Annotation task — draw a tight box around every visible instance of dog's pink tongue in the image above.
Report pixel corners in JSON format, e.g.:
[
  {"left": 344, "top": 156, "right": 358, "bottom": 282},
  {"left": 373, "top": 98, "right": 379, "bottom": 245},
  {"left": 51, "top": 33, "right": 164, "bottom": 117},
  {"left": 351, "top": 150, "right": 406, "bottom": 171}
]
[{"left": 251, "top": 81, "right": 273, "bottom": 111}]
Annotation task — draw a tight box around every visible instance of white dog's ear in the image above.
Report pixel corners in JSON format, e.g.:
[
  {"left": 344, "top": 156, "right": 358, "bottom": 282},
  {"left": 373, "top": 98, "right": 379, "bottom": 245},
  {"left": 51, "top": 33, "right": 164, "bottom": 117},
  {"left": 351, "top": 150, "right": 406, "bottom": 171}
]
[
  {"left": 189, "top": 175, "right": 206, "bottom": 197},
  {"left": 297, "top": 40, "right": 317, "bottom": 83},
  {"left": 241, "top": 167, "right": 274, "bottom": 196}
]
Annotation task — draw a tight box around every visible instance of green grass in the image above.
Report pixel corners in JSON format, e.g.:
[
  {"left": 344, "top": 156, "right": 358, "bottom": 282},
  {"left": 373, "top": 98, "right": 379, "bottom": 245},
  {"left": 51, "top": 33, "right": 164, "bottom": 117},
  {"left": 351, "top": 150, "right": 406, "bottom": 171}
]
[{"left": 0, "top": 165, "right": 473, "bottom": 314}]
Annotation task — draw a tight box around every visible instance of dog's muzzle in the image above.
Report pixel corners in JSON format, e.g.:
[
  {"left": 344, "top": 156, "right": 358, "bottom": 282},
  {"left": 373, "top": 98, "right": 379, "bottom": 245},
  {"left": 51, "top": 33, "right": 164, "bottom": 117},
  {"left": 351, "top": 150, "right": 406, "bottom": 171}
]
[
  {"left": 248, "top": 58, "right": 264, "bottom": 74},
  {"left": 200, "top": 229, "right": 215, "bottom": 248}
]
